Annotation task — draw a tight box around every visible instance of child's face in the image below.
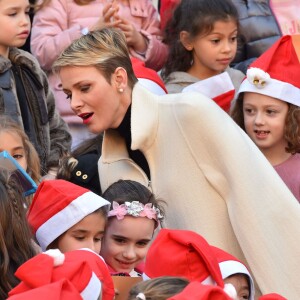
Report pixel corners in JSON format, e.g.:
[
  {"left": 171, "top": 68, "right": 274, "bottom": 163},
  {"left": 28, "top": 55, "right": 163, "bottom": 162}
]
[
  {"left": 224, "top": 274, "right": 250, "bottom": 300},
  {"left": 243, "top": 92, "right": 289, "bottom": 154},
  {"left": 100, "top": 216, "right": 155, "bottom": 274},
  {"left": 182, "top": 19, "right": 237, "bottom": 79},
  {"left": 0, "top": 0, "right": 30, "bottom": 57},
  {"left": 0, "top": 131, "right": 27, "bottom": 171},
  {"left": 56, "top": 211, "right": 106, "bottom": 254}
]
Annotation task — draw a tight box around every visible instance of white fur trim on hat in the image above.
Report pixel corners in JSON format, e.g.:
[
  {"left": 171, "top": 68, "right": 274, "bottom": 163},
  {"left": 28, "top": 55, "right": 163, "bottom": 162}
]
[
  {"left": 44, "top": 249, "right": 65, "bottom": 266},
  {"left": 219, "top": 260, "right": 254, "bottom": 300},
  {"left": 80, "top": 271, "right": 102, "bottom": 300},
  {"left": 138, "top": 78, "right": 166, "bottom": 95},
  {"left": 36, "top": 191, "right": 110, "bottom": 251},
  {"left": 182, "top": 72, "right": 234, "bottom": 98},
  {"left": 224, "top": 283, "right": 238, "bottom": 300},
  {"left": 238, "top": 73, "right": 300, "bottom": 107}
]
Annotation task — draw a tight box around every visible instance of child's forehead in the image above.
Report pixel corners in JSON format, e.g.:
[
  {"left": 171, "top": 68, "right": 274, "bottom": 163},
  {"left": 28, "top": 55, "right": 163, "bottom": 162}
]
[
  {"left": 0, "top": 0, "right": 30, "bottom": 8},
  {"left": 107, "top": 216, "right": 155, "bottom": 235}
]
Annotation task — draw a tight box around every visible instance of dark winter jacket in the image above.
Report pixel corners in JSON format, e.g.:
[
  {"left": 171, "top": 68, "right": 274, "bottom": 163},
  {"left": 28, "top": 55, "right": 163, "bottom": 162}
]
[
  {"left": 0, "top": 48, "right": 71, "bottom": 174},
  {"left": 231, "top": 0, "right": 281, "bottom": 73}
]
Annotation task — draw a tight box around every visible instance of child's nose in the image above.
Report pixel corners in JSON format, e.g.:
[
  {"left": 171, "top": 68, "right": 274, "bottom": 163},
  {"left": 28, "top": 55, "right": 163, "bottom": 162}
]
[
  {"left": 122, "top": 246, "right": 136, "bottom": 260},
  {"left": 254, "top": 112, "right": 265, "bottom": 125}
]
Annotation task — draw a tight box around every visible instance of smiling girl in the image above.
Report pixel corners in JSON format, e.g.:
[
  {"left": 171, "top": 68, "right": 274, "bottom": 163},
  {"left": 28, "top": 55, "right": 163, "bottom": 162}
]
[
  {"left": 231, "top": 35, "right": 300, "bottom": 202},
  {"left": 100, "top": 180, "right": 164, "bottom": 276}
]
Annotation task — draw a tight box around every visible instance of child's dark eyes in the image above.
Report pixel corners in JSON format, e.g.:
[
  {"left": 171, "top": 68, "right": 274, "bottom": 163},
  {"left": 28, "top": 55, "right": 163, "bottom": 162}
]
[
  {"left": 266, "top": 109, "right": 276, "bottom": 115},
  {"left": 114, "top": 237, "right": 126, "bottom": 244},
  {"left": 211, "top": 39, "right": 220, "bottom": 44},
  {"left": 136, "top": 240, "right": 150, "bottom": 247},
  {"left": 13, "top": 154, "right": 23, "bottom": 160},
  {"left": 74, "top": 236, "right": 85, "bottom": 241},
  {"left": 244, "top": 108, "right": 254, "bottom": 114}
]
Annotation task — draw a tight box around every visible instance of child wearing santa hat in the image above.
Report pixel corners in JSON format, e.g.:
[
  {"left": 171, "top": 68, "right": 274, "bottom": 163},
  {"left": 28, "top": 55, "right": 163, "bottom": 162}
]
[
  {"left": 100, "top": 180, "right": 165, "bottom": 277},
  {"left": 7, "top": 248, "right": 115, "bottom": 300},
  {"left": 27, "top": 179, "right": 110, "bottom": 253},
  {"left": 231, "top": 35, "right": 300, "bottom": 202},
  {"left": 212, "top": 246, "right": 255, "bottom": 300},
  {"left": 142, "top": 229, "right": 238, "bottom": 299}
]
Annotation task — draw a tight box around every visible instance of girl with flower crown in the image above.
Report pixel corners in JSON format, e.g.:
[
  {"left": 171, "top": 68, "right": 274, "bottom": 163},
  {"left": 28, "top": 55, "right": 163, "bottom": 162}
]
[
  {"left": 231, "top": 35, "right": 300, "bottom": 202},
  {"left": 100, "top": 180, "right": 165, "bottom": 277}
]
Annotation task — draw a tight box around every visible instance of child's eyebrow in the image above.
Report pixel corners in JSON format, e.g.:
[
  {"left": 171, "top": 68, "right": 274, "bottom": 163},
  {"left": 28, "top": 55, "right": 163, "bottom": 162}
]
[
  {"left": 112, "top": 234, "right": 127, "bottom": 239},
  {"left": 71, "top": 229, "right": 104, "bottom": 234},
  {"left": 138, "top": 239, "right": 152, "bottom": 243}
]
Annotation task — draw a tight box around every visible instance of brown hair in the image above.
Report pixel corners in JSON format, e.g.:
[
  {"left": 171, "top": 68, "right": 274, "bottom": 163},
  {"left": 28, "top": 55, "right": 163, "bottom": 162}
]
[
  {"left": 102, "top": 179, "right": 165, "bottom": 227},
  {"left": 0, "top": 169, "right": 37, "bottom": 298},
  {"left": 230, "top": 95, "right": 300, "bottom": 154},
  {"left": 128, "top": 276, "right": 189, "bottom": 300}
]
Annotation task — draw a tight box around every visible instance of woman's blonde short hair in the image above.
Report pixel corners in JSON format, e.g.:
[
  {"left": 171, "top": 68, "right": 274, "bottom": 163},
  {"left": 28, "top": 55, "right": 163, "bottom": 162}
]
[{"left": 53, "top": 28, "right": 138, "bottom": 89}]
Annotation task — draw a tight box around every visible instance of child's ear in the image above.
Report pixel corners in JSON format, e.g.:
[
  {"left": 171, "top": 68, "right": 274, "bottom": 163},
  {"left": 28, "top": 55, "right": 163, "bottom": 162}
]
[{"left": 180, "top": 31, "right": 193, "bottom": 51}]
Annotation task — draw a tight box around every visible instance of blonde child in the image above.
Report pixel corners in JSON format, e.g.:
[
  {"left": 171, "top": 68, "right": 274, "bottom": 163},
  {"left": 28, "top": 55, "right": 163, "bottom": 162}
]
[
  {"left": 0, "top": 115, "right": 41, "bottom": 206},
  {"left": 161, "top": 0, "right": 244, "bottom": 111},
  {"left": 27, "top": 179, "right": 110, "bottom": 253},
  {"left": 231, "top": 35, "right": 300, "bottom": 202},
  {"left": 0, "top": 0, "right": 71, "bottom": 176},
  {"left": 0, "top": 168, "right": 37, "bottom": 299},
  {"left": 100, "top": 180, "right": 164, "bottom": 276},
  {"left": 31, "top": 0, "right": 168, "bottom": 147}
]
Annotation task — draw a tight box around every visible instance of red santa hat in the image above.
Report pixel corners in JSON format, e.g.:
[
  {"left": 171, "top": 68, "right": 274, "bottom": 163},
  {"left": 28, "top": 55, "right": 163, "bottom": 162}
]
[
  {"left": 143, "top": 229, "right": 237, "bottom": 299},
  {"left": 27, "top": 179, "right": 110, "bottom": 251},
  {"left": 212, "top": 246, "right": 255, "bottom": 300},
  {"left": 8, "top": 248, "right": 115, "bottom": 300},
  {"left": 7, "top": 280, "right": 83, "bottom": 300},
  {"left": 238, "top": 35, "right": 300, "bottom": 106},
  {"left": 182, "top": 72, "right": 235, "bottom": 112},
  {"left": 131, "top": 58, "right": 168, "bottom": 95},
  {"left": 167, "top": 281, "right": 233, "bottom": 300}
]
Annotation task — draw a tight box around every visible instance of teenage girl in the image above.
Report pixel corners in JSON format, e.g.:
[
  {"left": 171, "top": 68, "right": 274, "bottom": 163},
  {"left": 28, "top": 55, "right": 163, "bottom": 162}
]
[
  {"left": 100, "top": 180, "right": 165, "bottom": 276},
  {"left": 161, "top": 0, "right": 244, "bottom": 104},
  {"left": 0, "top": 168, "right": 37, "bottom": 299},
  {"left": 0, "top": 115, "right": 41, "bottom": 206},
  {"left": 231, "top": 35, "right": 300, "bottom": 203}
]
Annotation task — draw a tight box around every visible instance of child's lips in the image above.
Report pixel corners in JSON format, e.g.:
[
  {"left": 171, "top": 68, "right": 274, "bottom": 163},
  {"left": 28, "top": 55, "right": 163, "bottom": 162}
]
[
  {"left": 254, "top": 130, "right": 270, "bottom": 139},
  {"left": 116, "top": 258, "right": 137, "bottom": 267}
]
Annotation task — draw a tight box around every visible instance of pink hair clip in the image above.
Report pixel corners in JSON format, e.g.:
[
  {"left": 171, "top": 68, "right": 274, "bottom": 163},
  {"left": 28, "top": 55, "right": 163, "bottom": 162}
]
[{"left": 108, "top": 201, "right": 163, "bottom": 222}]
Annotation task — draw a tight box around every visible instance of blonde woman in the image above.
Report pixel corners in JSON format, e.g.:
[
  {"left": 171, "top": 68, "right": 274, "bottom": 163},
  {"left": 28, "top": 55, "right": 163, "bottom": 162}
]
[{"left": 53, "top": 28, "right": 300, "bottom": 298}]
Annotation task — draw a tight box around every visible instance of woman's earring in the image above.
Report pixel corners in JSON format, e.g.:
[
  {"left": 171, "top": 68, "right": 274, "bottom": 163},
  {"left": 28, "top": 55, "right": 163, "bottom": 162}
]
[{"left": 118, "top": 88, "right": 124, "bottom": 93}]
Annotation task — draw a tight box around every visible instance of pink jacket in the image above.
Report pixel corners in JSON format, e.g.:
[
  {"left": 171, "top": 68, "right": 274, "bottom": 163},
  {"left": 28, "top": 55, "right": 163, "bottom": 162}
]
[{"left": 31, "top": 0, "right": 168, "bottom": 124}]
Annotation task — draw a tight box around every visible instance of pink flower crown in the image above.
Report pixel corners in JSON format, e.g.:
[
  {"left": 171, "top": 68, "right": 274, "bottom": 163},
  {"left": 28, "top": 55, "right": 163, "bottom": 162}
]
[{"left": 108, "top": 201, "right": 163, "bottom": 222}]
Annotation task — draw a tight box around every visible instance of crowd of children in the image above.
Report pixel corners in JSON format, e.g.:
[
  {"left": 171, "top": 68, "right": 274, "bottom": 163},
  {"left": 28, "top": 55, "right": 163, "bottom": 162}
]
[{"left": 0, "top": 0, "right": 299, "bottom": 299}]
